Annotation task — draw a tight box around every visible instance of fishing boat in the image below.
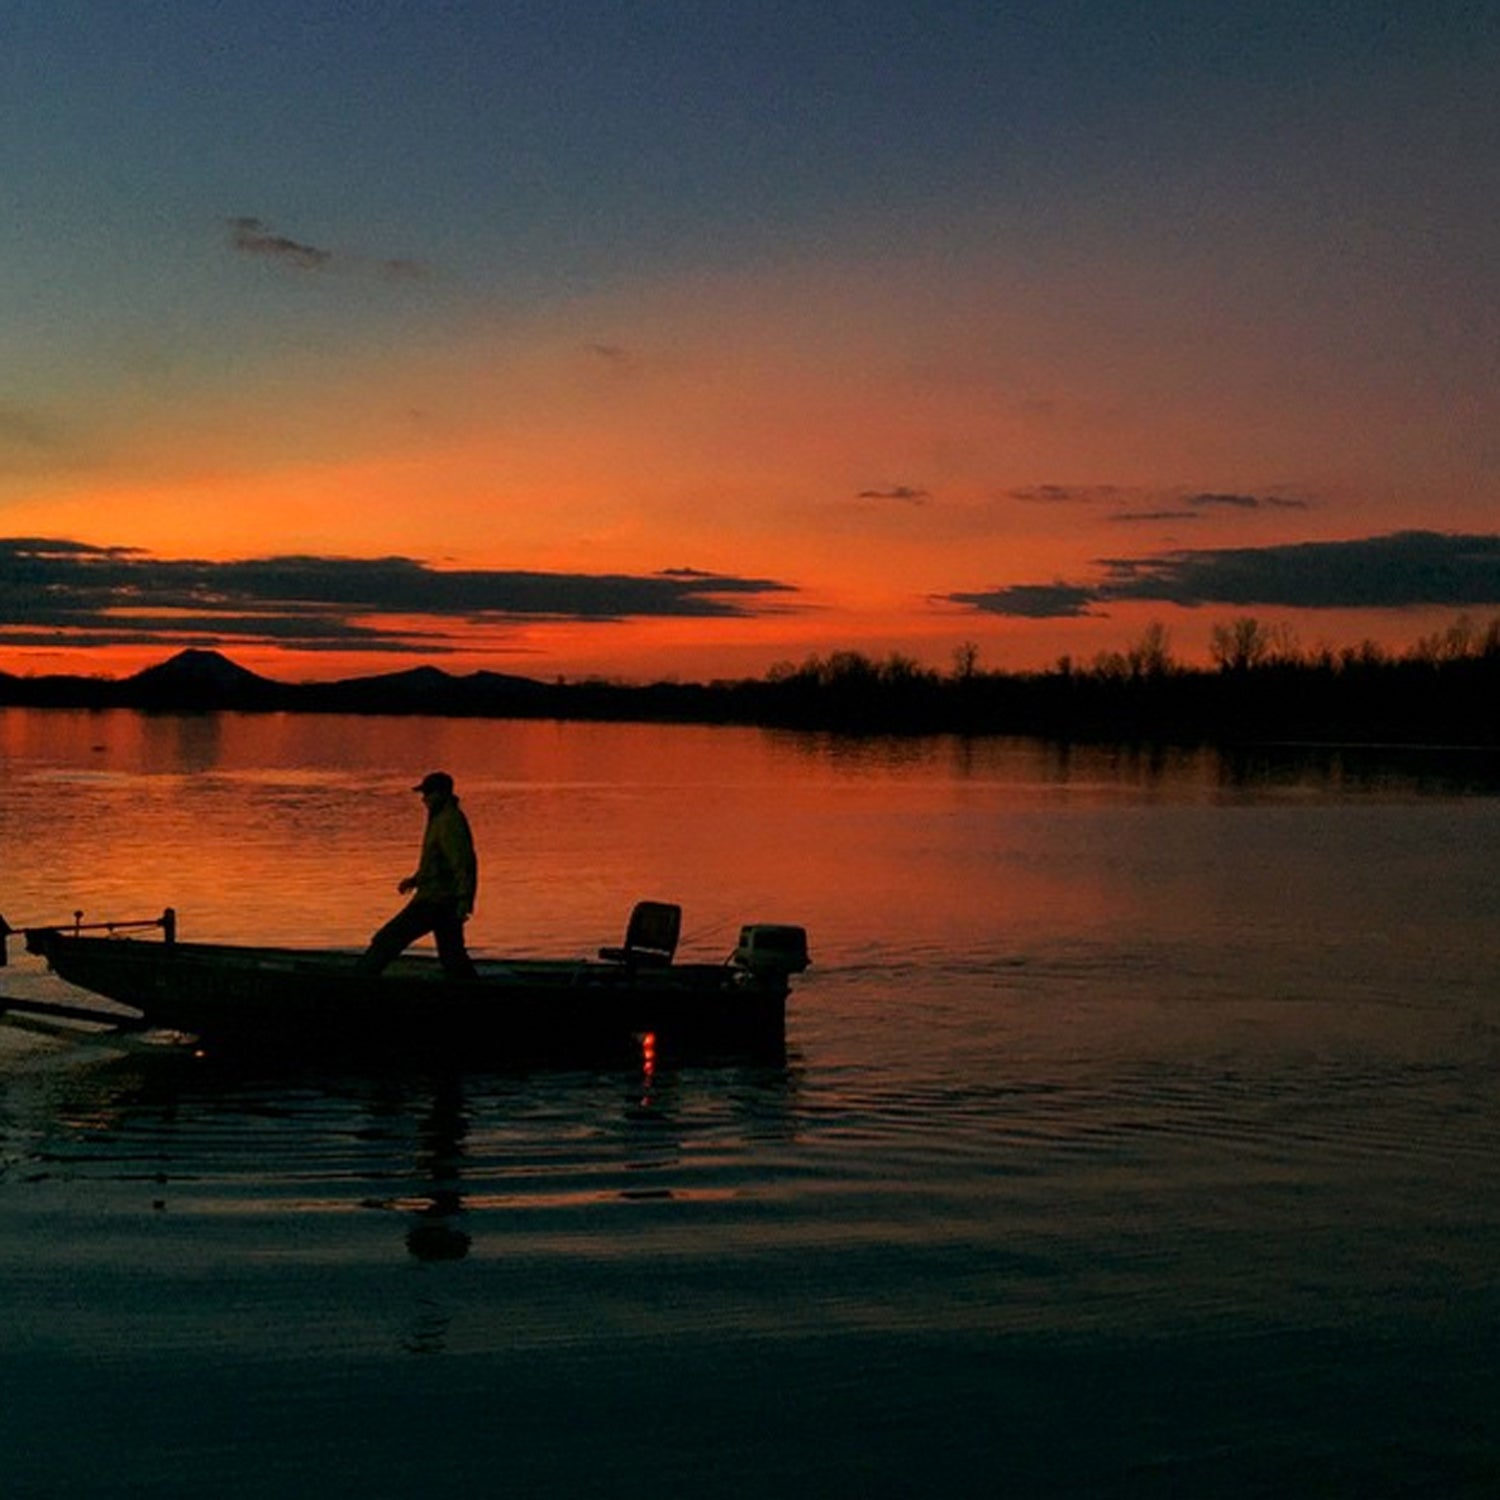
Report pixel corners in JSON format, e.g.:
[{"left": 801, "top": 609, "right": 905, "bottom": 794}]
[{"left": 0, "top": 903, "right": 810, "bottom": 1063}]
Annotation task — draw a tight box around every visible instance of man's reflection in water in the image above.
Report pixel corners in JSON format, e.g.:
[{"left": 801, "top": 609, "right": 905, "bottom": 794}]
[{"left": 405, "top": 1072, "right": 471, "bottom": 1264}]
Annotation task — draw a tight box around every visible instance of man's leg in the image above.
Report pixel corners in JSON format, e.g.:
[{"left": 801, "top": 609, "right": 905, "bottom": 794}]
[
  {"left": 432, "top": 907, "right": 478, "bottom": 980},
  {"left": 357, "top": 900, "right": 436, "bottom": 974}
]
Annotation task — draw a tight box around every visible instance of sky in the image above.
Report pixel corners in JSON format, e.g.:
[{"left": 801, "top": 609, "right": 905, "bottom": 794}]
[{"left": 2, "top": 0, "right": 1498, "bottom": 683}]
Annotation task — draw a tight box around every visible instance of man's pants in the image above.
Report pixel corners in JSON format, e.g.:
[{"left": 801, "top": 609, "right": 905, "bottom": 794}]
[{"left": 358, "top": 898, "right": 477, "bottom": 979}]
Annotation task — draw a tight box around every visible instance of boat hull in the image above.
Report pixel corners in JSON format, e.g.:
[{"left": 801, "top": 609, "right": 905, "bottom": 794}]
[{"left": 25, "top": 933, "right": 789, "bottom": 1063}]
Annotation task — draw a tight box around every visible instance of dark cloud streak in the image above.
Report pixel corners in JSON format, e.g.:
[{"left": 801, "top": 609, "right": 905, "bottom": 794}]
[
  {"left": 226, "top": 217, "right": 430, "bottom": 279},
  {"left": 857, "top": 486, "right": 930, "bottom": 504},
  {"left": 1007, "top": 484, "right": 1127, "bottom": 505},
  {"left": 228, "top": 216, "right": 332, "bottom": 270},
  {"left": 0, "top": 539, "right": 797, "bottom": 654},
  {"left": 1185, "top": 492, "right": 1309, "bottom": 512},
  {"left": 941, "top": 531, "right": 1500, "bottom": 618},
  {"left": 1008, "top": 485, "right": 1311, "bottom": 517},
  {"left": 942, "top": 583, "right": 1101, "bottom": 619}
]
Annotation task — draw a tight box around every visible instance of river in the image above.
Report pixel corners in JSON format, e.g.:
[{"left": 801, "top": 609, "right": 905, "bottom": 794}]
[{"left": 2, "top": 709, "right": 1498, "bottom": 1497}]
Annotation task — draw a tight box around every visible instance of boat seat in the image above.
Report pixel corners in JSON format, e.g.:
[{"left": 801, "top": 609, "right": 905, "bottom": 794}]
[{"left": 599, "top": 901, "right": 681, "bottom": 969}]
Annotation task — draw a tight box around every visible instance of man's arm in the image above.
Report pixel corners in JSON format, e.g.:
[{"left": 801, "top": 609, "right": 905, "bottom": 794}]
[{"left": 439, "top": 813, "right": 477, "bottom": 916}]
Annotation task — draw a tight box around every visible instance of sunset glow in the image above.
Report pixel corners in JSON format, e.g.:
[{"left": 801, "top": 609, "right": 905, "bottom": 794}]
[{"left": 4, "top": 5, "right": 1498, "bottom": 683}]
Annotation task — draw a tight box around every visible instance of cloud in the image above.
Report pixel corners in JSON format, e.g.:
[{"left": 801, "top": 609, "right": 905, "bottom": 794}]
[
  {"left": 585, "top": 342, "right": 637, "bottom": 369},
  {"left": 1009, "top": 483, "right": 1312, "bottom": 516},
  {"left": 857, "top": 485, "right": 930, "bottom": 504},
  {"left": 941, "top": 583, "right": 1101, "bottom": 619},
  {"left": 228, "top": 216, "right": 333, "bottom": 270},
  {"left": 940, "top": 531, "right": 1500, "bottom": 618},
  {"left": 1007, "top": 484, "right": 1126, "bottom": 505},
  {"left": 226, "top": 217, "right": 429, "bottom": 278},
  {"left": 1184, "top": 492, "right": 1310, "bottom": 512},
  {"left": 1108, "top": 491, "right": 1312, "bottom": 522},
  {"left": 0, "top": 539, "right": 797, "bottom": 654}
]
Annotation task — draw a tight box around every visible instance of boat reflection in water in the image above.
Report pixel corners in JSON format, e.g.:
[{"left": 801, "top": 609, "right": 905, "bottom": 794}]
[{"left": 9, "top": 1032, "right": 800, "bottom": 1296}]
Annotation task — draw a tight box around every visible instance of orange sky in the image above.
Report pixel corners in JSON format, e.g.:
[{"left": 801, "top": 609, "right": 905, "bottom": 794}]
[{"left": 4, "top": 8, "right": 1498, "bottom": 684}]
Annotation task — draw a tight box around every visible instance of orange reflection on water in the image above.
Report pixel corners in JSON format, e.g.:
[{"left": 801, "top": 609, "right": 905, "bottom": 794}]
[
  {"left": 0, "top": 707, "right": 1202, "bottom": 964},
  {"left": 637, "top": 1029, "right": 658, "bottom": 1108}
]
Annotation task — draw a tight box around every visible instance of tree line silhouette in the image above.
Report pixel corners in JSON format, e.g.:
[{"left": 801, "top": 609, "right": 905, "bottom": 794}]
[
  {"left": 1, "top": 615, "right": 1496, "bottom": 745},
  {"left": 722, "top": 615, "right": 1500, "bottom": 743}
]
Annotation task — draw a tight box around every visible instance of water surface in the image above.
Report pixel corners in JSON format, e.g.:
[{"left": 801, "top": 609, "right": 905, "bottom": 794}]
[{"left": 2, "top": 711, "right": 1497, "bottom": 1496}]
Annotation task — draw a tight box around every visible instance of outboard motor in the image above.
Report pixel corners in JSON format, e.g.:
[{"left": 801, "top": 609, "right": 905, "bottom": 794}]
[{"left": 732, "top": 924, "right": 810, "bottom": 979}]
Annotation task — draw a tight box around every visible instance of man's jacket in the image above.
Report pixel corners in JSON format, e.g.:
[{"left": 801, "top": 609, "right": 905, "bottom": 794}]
[{"left": 413, "top": 797, "right": 478, "bottom": 914}]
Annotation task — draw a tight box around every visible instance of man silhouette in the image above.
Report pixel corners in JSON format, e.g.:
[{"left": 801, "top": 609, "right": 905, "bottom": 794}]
[{"left": 358, "top": 771, "right": 478, "bottom": 979}]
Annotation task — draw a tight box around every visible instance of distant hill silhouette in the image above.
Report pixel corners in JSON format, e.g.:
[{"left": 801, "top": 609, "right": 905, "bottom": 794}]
[
  {"left": 126, "top": 648, "right": 283, "bottom": 708},
  {"left": 0, "top": 647, "right": 562, "bottom": 717},
  {"left": 0, "top": 640, "right": 1497, "bottom": 748},
  {"left": 311, "top": 662, "right": 552, "bottom": 715}
]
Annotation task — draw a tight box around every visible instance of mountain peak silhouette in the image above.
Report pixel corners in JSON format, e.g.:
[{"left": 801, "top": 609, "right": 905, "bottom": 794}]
[{"left": 126, "top": 648, "right": 277, "bottom": 692}]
